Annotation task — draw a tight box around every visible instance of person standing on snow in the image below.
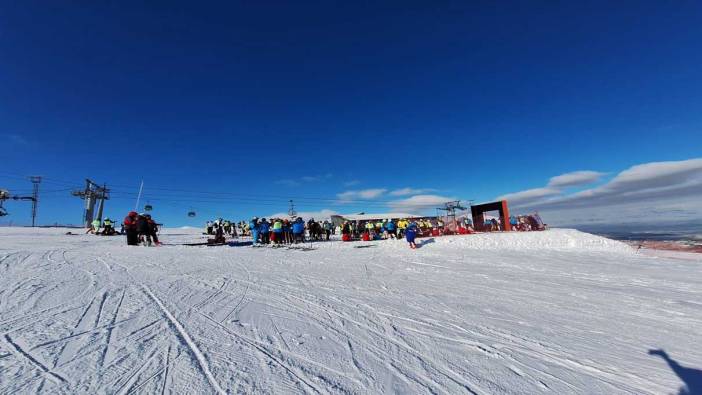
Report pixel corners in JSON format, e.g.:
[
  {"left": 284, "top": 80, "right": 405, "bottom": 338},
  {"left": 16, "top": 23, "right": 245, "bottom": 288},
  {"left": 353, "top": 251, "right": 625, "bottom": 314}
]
[
  {"left": 397, "top": 218, "right": 407, "bottom": 238},
  {"left": 87, "top": 218, "right": 101, "bottom": 234},
  {"left": 259, "top": 218, "right": 270, "bottom": 244},
  {"left": 272, "top": 218, "right": 283, "bottom": 244},
  {"left": 385, "top": 219, "right": 397, "bottom": 239},
  {"left": 249, "top": 217, "right": 260, "bottom": 245},
  {"left": 292, "top": 217, "right": 305, "bottom": 243},
  {"left": 137, "top": 214, "right": 152, "bottom": 246},
  {"left": 364, "top": 221, "right": 374, "bottom": 237},
  {"left": 146, "top": 214, "right": 161, "bottom": 245},
  {"left": 102, "top": 217, "right": 115, "bottom": 235},
  {"left": 123, "top": 211, "right": 139, "bottom": 246},
  {"left": 323, "top": 220, "right": 332, "bottom": 241},
  {"left": 405, "top": 221, "right": 419, "bottom": 249}
]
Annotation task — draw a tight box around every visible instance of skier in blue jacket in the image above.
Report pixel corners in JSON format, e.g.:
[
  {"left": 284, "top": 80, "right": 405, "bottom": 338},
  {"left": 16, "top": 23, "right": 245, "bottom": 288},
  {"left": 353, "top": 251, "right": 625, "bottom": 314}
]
[
  {"left": 405, "top": 221, "right": 418, "bottom": 249},
  {"left": 385, "top": 219, "right": 397, "bottom": 239},
  {"left": 259, "top": 218, "right": 270, "bottom": 244},
  {"left": 249, "top": 217, "right": 260, "bottom": 245},
  {"left": 292, "top": 218, "right": 305, "bottom": 243}
]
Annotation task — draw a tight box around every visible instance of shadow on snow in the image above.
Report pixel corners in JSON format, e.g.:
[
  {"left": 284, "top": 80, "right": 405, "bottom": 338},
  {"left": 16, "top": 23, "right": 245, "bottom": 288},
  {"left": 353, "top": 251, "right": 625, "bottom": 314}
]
[{"left": 649, "top": 349, "right": 702, "bottom": 395}]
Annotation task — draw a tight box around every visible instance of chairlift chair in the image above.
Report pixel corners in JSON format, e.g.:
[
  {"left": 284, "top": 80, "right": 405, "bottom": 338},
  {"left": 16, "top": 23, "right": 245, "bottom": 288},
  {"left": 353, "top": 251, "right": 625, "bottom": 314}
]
[{"left": 144, "top": 204, "right": 153, "bottom": 211}]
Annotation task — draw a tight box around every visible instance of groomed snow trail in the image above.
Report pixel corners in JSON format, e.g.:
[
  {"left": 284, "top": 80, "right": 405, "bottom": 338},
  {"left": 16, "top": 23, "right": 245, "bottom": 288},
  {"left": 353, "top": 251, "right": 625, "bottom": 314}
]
[{"left": 0, "top": 228, "right": 700, "bottom": 394}]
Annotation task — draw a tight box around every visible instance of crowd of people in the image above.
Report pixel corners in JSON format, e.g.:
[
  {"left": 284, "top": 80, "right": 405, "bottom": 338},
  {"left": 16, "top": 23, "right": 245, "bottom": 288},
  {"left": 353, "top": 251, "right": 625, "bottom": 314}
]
[
  {"left": 111, "top": 211, "right": 544, "bottom": 248},
  {"left": 85, "top": 217, "right": 118, "bottom": 235},
  {"left": 122, "top": 211, "right": 161, "bottom": 246},
  {"left": 337, "top": 217, "right": 477, "bottom": 241},
  {"left": 246, "top": 217, "right": 334, "bottom": 245}
]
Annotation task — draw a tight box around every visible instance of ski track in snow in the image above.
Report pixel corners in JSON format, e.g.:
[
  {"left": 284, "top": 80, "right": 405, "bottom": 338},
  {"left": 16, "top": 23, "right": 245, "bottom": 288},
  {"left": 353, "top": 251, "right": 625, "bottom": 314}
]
[{"left": 0, "top": 227, "right": 701, "bottom": 394}]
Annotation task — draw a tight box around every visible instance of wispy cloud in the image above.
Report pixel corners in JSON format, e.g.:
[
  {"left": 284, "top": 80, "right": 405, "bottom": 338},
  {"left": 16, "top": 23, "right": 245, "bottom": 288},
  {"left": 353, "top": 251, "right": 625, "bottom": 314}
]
[
  {"left": 337, "top": 188, "right": 387, "bottom": 201},
  {"left": 343, "top": 180, "right": 361, "bottom": 187},
  {"left": 388, "top": 194, "right": 456, "bottom": 213},
  {"left": 498, "top": 187, "right": 561, "bottom": 205},
  {"left": 497, "top": 158, "right": 702, "bottom": 224},
  {"left": 389, "top": 187, "right": 437, "bottom": 196},
  {"left": 547, "top": 170, "right": 605, "bottom": 188},
  {"left": 275, "top": 173, "right": 332, "bottom": 187}
]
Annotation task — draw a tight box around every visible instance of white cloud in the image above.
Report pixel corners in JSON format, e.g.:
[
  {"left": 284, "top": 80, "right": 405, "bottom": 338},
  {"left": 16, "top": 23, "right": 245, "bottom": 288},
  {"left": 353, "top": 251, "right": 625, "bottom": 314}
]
[
  {"left": 533, "top": 158, "right": 702, "bottom": 210},
  {"left": 275, "top": 173, "right": 332, "bottom": 187},
  {"left": 337, "top": 188, "right": 387, "bottom": 201},
  {"left": 497, "top": 187, "right": 561, "bottom": 204},
  {"left": 275, "top": 179, "right": 301, "bottom": 187},
  {"left": 547, "top": 171, "right": 605, "bottom": 188},
  {"left": 499, "top": 158, "right": 702, "bottom": 224},
  {"left": 267, "top": 209, "right": 338, "bottom": 221},
  {"left": 389, "top": 187, "right": 437, "bottom": 196},
  {"left": 388, "top": 194, "right": 456, "bottom": 213}
]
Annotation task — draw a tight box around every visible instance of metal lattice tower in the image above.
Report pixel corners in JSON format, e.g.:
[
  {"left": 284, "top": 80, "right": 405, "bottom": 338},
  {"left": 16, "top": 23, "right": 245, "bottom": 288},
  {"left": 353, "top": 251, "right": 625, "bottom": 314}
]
[
  {"left": 72, "top": 179, "right": 110, "bottom": 227},
  {"left": 29, "top": 176, "right": 41, "bottom": 227},
  {"left": 288, "top": 199, "right": 297, "bottom": 218},
  {"left": 436, "top": 200, "right": 468, "bottom": 227},
  {"left": 0, "top": 187, "right": 38, "bottom": 220}
]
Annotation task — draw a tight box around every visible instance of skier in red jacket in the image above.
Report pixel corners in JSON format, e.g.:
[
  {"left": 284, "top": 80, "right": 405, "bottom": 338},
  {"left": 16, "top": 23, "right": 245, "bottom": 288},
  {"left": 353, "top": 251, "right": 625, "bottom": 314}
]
[{"left": 124, "top": 211, "right": 139, "bottom": 245}]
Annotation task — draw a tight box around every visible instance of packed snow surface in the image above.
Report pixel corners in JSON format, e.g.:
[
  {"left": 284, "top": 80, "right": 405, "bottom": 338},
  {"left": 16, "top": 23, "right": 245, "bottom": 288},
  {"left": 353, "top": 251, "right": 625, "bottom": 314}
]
[{"left": 1, "top": 228, "right": 700, "bottom": 394}]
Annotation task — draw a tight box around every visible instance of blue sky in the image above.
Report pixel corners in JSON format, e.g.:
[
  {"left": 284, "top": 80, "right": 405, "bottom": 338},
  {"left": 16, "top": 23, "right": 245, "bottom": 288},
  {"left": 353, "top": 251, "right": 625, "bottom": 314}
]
[{"left": 1, "top": 1, "right": 701, "bottom": 226}]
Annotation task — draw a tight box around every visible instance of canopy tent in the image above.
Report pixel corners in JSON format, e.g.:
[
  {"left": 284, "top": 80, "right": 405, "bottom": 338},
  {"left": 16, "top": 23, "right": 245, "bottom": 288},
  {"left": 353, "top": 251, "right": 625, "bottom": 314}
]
[{"left": 331, "top": 213, "right": 421, "bottom": 227}]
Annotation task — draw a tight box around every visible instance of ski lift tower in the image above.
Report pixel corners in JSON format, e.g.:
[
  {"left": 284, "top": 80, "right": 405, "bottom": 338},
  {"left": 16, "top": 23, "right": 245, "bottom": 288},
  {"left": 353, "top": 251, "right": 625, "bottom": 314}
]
[
  {"left": 288, "top": 199, "right": 297, "bottom": 218},
  {"left": 0, "top": 188, "right": 37, "bottom": 219},
  {"left": 72, "top": 179, "right": 110, "bottom": 227},
  {"left": 436, "top": 200, "right": 468, "bottom": 229},
  {"left": 29, "top": 176, "right": 41, "bottom": 227}
]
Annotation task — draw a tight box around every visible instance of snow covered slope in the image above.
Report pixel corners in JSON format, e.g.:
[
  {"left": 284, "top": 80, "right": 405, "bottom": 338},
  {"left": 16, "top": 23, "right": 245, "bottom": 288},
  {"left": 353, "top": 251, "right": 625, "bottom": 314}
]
[{"left": 0, "top": 228, "right": 700, "bottom": 394}]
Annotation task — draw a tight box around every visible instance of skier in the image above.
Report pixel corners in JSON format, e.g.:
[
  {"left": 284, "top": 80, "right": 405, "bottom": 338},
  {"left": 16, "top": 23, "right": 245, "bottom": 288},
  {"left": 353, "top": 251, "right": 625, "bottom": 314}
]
[
  {"left": 212, "top": 219, "right": 225, "bottom": 244},
  {"left": 259, "top": 218, "right": 270, "bottom": 244},
  {"left": 212, "top": 218, "right": 222, "bottom": 236},
  {"left": 323, "top": 220, "right": 332, "bottom": 241},
  {"left": 272, "top": 218, "right": 283, "bottom": 244},
  {"left": 364, "top": 221, "right": 374, "bottom": 238},
  {"left": 249, "top": 217, "right": 260, "bottom": 245},
  {"left": 397, "top": 218, "right": 408, "bottom": 238},
  {"left": 123, "top": 211, "right": 139, "bottom": 246},
  {"left": 283, "top": 219, "right": 292, "bottom": 244},
  {"left": 102, "top": 217, "right": 115, "bottom": 235},
  {"left": 292, "top": 217, "right": 305, "bottom": 243},
  {"left": 341, "top": 221, "right": 352, "bottom": 241},
  {"left": 146, "top": 214, "right": 161, "bottom": 245},
  {"left": 205, "top": 221, "right": 213, "bottom": 235},
  {"left": 86, "top": 218, "right": 100, "bottom": 234},
  {"left": 234, "top": 222, "right": 239, "bottom": 237},
  {"left": 405, "top": 220, "right": 418, "bottom": 249},
  {"left": 385, "top": 219, "right": 397, "bottom": 239},
  {"left": 137, "top": 214, "right": 152, "bottom": 246}
]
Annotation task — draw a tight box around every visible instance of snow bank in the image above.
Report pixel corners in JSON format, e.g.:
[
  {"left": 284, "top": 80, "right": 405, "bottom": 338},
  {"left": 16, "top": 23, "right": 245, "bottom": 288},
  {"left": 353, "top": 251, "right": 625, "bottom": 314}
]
[{"left": 428, "top": 228, "right": 633, "bottom": 253}]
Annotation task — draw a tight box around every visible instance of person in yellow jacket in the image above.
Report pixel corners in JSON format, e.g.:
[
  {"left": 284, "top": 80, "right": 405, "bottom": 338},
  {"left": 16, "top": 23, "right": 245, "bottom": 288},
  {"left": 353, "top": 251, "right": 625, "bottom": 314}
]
[{"left": 397, "top": 218, "right": 408, "bottom": 238}]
